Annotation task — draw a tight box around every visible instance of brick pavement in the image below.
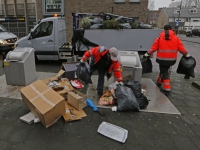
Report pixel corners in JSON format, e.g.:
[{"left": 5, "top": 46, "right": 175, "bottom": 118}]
[{"left": 0, "top": 40, "right": 200, "bottom": 149}]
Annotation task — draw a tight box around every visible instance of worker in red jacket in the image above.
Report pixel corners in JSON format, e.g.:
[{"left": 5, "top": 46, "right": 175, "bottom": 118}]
[
  {"left": 143, "top": 25, "right": 190, "bottom": 95},
  {"left": 81, "top": 46, "right": 123, "bottom": 97}
]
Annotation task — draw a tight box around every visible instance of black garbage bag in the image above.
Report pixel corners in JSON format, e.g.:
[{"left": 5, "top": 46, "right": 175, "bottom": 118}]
[
  {"left": 136, "top": 93, "right": 150, "bottom": 109},
  {"left": 176, "top": 56, "right": 196, "bottom": 78},
  {"left": 115, "top": 86, "right": 140, "bottom": 112},
  {"left": 124, "top": 80, "right": 142, "bottom": 98},
  {"left": 140, "top": 57, "right": 152, "bottom": 74},
  {"left": 76, "top": 63, "right": 92, "bottom": 84}
]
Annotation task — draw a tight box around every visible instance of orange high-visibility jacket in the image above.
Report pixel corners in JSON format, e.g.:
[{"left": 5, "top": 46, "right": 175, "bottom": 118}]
[
  {"left": 82, "top": 46, "right": 123, "bottom": 82},
  {"left": 148, "top": 30, "right": 188, "bottom": 66}
]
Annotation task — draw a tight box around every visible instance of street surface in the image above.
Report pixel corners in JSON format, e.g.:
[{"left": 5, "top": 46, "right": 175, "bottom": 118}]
[{"left": 0, "top": 36, "right": 200, "bottom": 150}]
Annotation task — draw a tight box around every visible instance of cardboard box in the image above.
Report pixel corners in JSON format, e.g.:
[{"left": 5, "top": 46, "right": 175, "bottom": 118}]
[
  {"left": 63, "top": 102, "right": 87, "bottom": 122},
  {"left": 20, "top": 80, "right": 66, "bottom": 128},
  {"left": 42, "top": 70, "right": 74, "bottom": 99},
  {"left": 55, "top": 79, "right": 74, "bottom": 99},
  {"left": 42, "top": 70, "right": 66, "bottom": 84},
  {"left": 68, "top": 90, "right": 87, "bottom": 110}
]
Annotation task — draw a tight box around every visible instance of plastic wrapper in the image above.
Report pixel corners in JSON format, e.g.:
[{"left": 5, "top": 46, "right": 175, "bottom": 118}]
[{"left": 98, "top": 89, "right": 116, "bottom": 106}]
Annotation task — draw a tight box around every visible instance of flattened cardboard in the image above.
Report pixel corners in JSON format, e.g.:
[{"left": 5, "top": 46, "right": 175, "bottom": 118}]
[
  {"left": 63, "top": 102, "right": 87, "bottom": 122},
  {"left": 68, "top": 90, "right": 87, "bottom": 110},
  {"left": 20, "top": 80, "right": 65, "bottom": 128}
]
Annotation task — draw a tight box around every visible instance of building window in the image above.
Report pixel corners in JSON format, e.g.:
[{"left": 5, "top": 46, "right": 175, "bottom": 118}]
[
  {"left": 0, "top": 0, "right": 5, "bottom": 15},
  {"left": 115, "top": 0, "right": 125, "bottom": 3},
  {"left": 7, "top": 0, "right": 14, "bottom": 15},
  {"left": 129, "top": 0, "right": 140, "bottom": 2},
  {"left": 27, "top": 0, "right": 36, "bottom": 15},
  {"left": 16, "top": 0, "right": 25, "bottom": 15},
  {"left": 190, "top": 9, "right": 197, "bottom": 13},
  {"left": 43, "top": 0, "right": 64, "bottom": 16},
  {"left": 174, "top": 10, "right": 180, "bottom": 14}
]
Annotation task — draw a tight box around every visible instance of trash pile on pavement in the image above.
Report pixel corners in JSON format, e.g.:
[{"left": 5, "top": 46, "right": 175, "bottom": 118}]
[
  {"left": 19, "top": 61, "right": 150, "bottom": 128},
  {"left": 18, "top": 61, "right": 150, "bottom": 143},
  {"left": 19, "top": 65, "right": 88, "bottom": 128}
]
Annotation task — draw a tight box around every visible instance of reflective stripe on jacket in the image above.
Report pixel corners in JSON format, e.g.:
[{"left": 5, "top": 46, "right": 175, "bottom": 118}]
[
  {"left": 82, "top": 46, "right": 123, "bottom": 82},
  {"left": 148, "top": 30, "right": 188, "bottom": 66}
]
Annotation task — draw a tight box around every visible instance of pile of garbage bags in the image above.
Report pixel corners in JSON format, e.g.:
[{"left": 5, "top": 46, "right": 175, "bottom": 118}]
[{"left": 100, "top": 80, "right": 150, "bottom": 112}]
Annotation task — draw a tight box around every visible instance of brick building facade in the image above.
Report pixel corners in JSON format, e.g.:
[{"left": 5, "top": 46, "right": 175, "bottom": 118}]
[
  {"left": 147, "top": 8, "right": 162, "bottom": 28},
  {"left": 36, "top": 0, "right": 149, "bottom": 42}
]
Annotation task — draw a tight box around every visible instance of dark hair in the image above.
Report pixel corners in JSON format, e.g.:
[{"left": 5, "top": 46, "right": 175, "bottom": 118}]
[{"left": 164, "top": 25, "right": 171, "bottom": 30}]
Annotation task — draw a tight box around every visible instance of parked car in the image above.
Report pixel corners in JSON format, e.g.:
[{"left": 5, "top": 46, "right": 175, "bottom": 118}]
[
  {"left": 185, "top": 30, "right": 192, "bottom": 37},
  {"left": 0, "top": 23, "right": 18, "bottom": 54},
  {"left": 186, "top": 29, "right": 200, "bottom": 37},
  {"left": 192, "top": 29, "right": 200, "bottom": 37}
]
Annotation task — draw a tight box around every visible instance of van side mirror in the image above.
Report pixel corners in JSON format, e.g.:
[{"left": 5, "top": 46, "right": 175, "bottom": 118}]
[{"left": 30, "top": 30, "right": 35, "bottom": 39}]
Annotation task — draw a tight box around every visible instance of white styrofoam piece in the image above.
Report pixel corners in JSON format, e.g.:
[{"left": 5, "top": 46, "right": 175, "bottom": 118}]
[{"left": 97, "top": 122, "right": 128, "bottom": 143}]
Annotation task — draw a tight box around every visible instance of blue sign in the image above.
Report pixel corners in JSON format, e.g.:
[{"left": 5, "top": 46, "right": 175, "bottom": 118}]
[{"left": 176, "top": 21, "right": 179, "bottom": 26}]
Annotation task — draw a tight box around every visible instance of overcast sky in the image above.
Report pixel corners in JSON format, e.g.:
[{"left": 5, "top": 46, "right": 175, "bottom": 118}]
[{"left": 154, "top": 0, "right": 174, "bottom": 10}]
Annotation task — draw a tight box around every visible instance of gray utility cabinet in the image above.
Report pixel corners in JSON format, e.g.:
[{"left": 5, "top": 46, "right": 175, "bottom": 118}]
[
  {"left": 118, "top": 51, "right": 142, "bottom": 82},
  {"left": 4, "top": 47, "right": 36, "bottom": 86}
]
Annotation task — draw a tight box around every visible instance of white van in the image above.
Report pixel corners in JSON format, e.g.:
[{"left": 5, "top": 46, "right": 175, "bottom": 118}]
[{"left": 0, "top": 24, "right": 18, "bottom": 54}]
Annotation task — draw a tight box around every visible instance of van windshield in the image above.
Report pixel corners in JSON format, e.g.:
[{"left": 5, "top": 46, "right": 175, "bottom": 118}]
[{"left": 0, "top": 24, "right": 8, "bottom": 32}]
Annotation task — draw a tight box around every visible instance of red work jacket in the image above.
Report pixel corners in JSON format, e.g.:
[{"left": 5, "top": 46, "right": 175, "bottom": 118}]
[
  {"left": 82, "top": 46, "right": 123, "bottom": 82},
  {"left": 148, "top": 30, "right": 188, "bottom": 66}
]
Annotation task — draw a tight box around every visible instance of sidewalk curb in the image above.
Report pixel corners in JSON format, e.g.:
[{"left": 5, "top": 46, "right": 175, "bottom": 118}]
[
  {"left": 192, "top": 81, "right": 200, "bottom": 90},
  {"left": 181, "top": 40, "right": 200, "bottom": 44}
]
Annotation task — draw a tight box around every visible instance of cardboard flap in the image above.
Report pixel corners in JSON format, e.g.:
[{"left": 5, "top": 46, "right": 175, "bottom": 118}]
[
  {"left": 63, "top": 102, "right": 87, "bottom": 122},
  {"left": 56, "top": 70, "right": 65, "bottom": 77}
]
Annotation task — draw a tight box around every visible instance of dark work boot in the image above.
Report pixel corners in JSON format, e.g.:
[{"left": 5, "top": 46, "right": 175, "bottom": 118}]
[
  {"left": 160, "top": 79, "right": 171, "bottom": 96},
  {"left": 156, "top": 74, "right": 162, "bottom": 87}
]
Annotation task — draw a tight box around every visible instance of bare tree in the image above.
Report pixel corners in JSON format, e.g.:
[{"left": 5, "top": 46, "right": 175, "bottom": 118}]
[
  {"left": 181, "top": 0, "right": 200, "bottom": 8},
  {"left": 148, "top": 0, "right": 155, "bottom": 10}
]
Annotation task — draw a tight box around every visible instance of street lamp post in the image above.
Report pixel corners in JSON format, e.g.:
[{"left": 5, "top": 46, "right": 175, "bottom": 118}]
[{"left": 174, "top": 0, "right": 183, "bottom": 34}]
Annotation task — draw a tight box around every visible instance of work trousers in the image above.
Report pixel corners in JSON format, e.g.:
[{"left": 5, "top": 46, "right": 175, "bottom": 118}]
[
  {"left": 159, "top": 65, "right": 170, "bottom": 80},
  {"left": 89, "top": 66, "right": 107, "bottom": 93}
]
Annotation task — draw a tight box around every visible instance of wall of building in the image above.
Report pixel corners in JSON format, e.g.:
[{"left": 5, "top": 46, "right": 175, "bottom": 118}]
[
  {"left": 156, "top": 10, "right": 169, "bottom": 29},
  {"left": 147, "top": 8, "right": 162, "bottom": 26},
  {"left": 36, "top": 0, "right": 148, "bottom": 42}
]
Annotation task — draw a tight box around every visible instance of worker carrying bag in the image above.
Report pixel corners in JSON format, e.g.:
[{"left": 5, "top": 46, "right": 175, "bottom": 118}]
[
  {"left": 177, "top": 56, "right": 196, "bottom": 78},
  {"left": 115, "top": 85, "right": 140, "bottom": 112},
  {"left": 140, "top": 57, "right": 152, "bottom": 74}
]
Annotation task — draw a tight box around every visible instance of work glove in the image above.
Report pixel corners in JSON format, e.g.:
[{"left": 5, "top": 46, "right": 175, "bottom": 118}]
[
  {"left": 106, "top": 72, "right": 112, "bottom": 80},
  {"left": 119, "top": 81, "right": 124, "bottom": 86},
  {"left": 116, "top": 81, "right": 124, "bottom": 86},
  {"left": 184, "top": 53, "right": 190, "bottom": 59},
  {"left": 80, "top": 59, "right": 85, "bottom": 66},
  {"left": 143, "top": 52, "right": 151, "bottom": 59}
]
